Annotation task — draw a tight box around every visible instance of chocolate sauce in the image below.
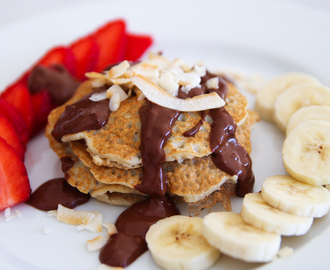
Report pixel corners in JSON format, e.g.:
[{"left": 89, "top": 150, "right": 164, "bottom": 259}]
[
  {"left": 209, "top": 107, "right": 254, "bottom": 196},
  {"left": 28, "top": 65, "right": 80, "bottom": 105},
  {"left": 201, "top": 72, "right": 254, "bottom": 196},
  {"left": 134, "top": 101, "right": 180, "bottom": 197},
  {"left": 99, "top": 195, "right": 179, "bottom": 267},
  {"left": 51, "top": 91, "right": 110, "bottom": 142},
  {"left": 26, "top": 178, "right": 90, "bottom": 211},
  {"left": 61, "top": 156, "right": 74, "bottom": 180}
]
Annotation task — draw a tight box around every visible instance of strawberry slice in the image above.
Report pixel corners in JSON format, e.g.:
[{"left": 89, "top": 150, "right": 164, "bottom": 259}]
[
  {"left": 0, "top": 114, "right": 25, "bottom": 160},
  {"left": 35, "top": 46, "right": 76, "bottom": 76},
  {"left": 125, "top": 33, "right": 153, "bottom": 61},
  {"left": 30, "top": 90, "right": 56, "bottom": 136},
  {"left": 0, "top": 99, "right": 29, "bottom": 145},
  {"left": 0, "top": 77, "right": 34, "bottom": 138},
  {"left": 0, "top": 137, "right": 30, "bottom": 211},
  {"left": 93, "top": 19, "right": 127, "bottom": 72},
  {"left": 70, "top": 35, "right": 99, "bottom": 80}
]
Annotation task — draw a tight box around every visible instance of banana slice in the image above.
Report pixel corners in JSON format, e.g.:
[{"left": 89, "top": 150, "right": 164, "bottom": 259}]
[
  {"left": 286, "top": 105, "right": 330, "bottom": 136},
  {"left": 202, "top": 212, "right": 281, "bottom": 263},
  {"left": 283, "top": 120, "right": 330, "bottom": 186},
  {"left": 146, "top": 215, "right": 220, "bottom": 270},
  {"left": 274, "top": 83, "right": 330, "bottom": 132},
  {"left": 261, "top": 175, "right": 330, "bottom": 218},
  {"left": 241, "top": 193, "right": 313, "bottom": 236},
  {"left": 255, "top": 72, "right": 319, "bottom": 122}
]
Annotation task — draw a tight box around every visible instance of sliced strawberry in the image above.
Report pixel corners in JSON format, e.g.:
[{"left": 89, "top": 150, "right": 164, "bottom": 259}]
[
  {"left": 0, "top": 99, "right": 29, "bottom": 145},
  {"left": 35, "top": 46, "right": 76, "bottom": 76},
  {"left": 0, "top": 114, "right": 25, "bottom": 160},
  {"left": 0, "top": 137, "right": 30, "bottom": 211},
  {"left": 30, "top": 90, "right": 56, "bottom": 136},
  {"left": 93, "top": 19, "right": 127, "bottom": 72},
  {"left": 124, "top": 33, "right": 153, "bottom": 61},
  {"left": 1, "top": 77, "right": 34, "bottom": 138},
  {"left": 70, "top": 35, "right": 99, "bottom": 80}
]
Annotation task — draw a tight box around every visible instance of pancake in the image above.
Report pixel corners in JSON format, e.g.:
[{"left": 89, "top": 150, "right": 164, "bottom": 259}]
[
  {"left": 48, "top": 81, "right": 249, "bottom": 170},
  {"left": 45, "top": 56, "right": 259, "bottom": 215}
]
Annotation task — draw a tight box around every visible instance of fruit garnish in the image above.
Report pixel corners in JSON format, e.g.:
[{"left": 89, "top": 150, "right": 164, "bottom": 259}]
[
  {"left": 146, "top": 215, "right": 220, "bottom": 270},
  {"left": 30, "top": 90, "right": 56, "bottom": 136},
  {"left": 0, "top": 114, "right": 25, "bottom": 160},
  {"left": 255, "top": 72, "right": 319, "bottom": 122},
  {"left": 0, "top": 77, "right": 34, "bottom": 138},
  {"left": 35, "top": 46, "right": 76, "bottom": 76},
  {"left": 124, "top": 33, "right": 153, "bottom": 61},
  {"left": 203, "top": 212, "right": 281, "bottom": 263},
  {"left": 70, "top": 35, "right": 99, "bottom": 80},
  {"left": 261, "top": 175, "right": 330, "bottom": 217},
  {"left": 93, "top": 19, "right": 127, "bottom": 72},
  {"left": 0, "top": 137, "right": 30, "bottom": 211},
  {"left": 0, "top": 99, "right": 29, "bottom": 145}
]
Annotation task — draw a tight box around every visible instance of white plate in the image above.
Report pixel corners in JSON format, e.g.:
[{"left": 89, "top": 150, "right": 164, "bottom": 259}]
[{"left": 0, "top": 0, "right": 330, "bottom": 269}]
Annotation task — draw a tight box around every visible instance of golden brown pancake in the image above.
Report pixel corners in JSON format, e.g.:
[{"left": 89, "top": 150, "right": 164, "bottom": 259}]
[{"left": 45, "top": 77, "right": 258, "bottom": 215}]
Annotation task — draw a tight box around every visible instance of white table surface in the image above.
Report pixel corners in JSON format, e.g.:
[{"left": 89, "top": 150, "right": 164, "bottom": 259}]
[{"left": 1, "top": 0, "right": 330, "bottom": 28}]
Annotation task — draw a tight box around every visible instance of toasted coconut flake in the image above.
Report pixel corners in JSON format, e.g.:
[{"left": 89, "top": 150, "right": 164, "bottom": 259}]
[
  {"left": 106, "top": 85, "right": 128, "bottom": 101},
  {"left": 129, "top": 63, "right": 159, "bottom": 79},
  {"left": 4, "top": 208, "right": 10, "bottom": 219},
  {"left": 43, "top": 226, "right": 52, "bottom": 234},
  {"left": 190, "top": 65, "right": 207, "bottom": 77},
  {"left": 15, "top": 210, "right": 22, "bottom": 217},
  {"left": 77, "top": 212, "right": 103, "bottom": 232},
  {"left": 56, "top": 204, "right": 95, "bottom": 226},
  {"left": 89, "top": 91, "right": 108, "bottom": 102},
  {"left": 277, "top": 246, "right": 294, "bottom": 258},
  {"left": 47, "top": 210, "right": 57, "bottom": 217},
  {"left": 109, "top": 93, "right": 121, "bottom": 112},
  {"left": 111, "top": 78, "right": 131, "bottom": 85},
  {"left": 108, "top": 60, "right": 130, "bottom": 79},
  {"left": 133, "top": 86, "right": 145, "bottom": 101},
  {"left": 206, "top": 77, "right": 219, "bottom": 89},
  {"left": 102, "top": 222, "right": 118, "bottom": 238},
  {"left": 97, "top": 264, "right": 124, "bottom": 270},
  {"left": 157, "top": 72, "right": 179, "bottom": 96},
  {"left": 132, "top": 75, "right": 225, "bottom": 111},
  {"left": 175, "top": 73, "right": 201, "bottom": 88},
  {"left": 85, "top": 72, "right": 106, "bottom": 80},
  {"left": 86, "top": 235, "right": 107, "bottom": 252}
]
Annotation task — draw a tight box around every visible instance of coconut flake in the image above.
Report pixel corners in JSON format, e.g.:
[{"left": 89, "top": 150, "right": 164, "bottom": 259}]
[
  {"left": 77, "top": 212, "right": 103, "bottom": 232},
  {"left": 97, "top": 264, "right": 124, "bottom": 270},
  {"left": 109, "top": 93, "right": 121, "bottom": 112},
  {"left": 15, "top": 210, "right": 22, "bottom": 217},
  {"left": 43, "top": 226, "right": 52, "bottom": 234},
  {"left": 56, "top": 204, "right": 95, "bottom": 226},
  {"left": 47, "top": 210, "right": 57, "bottom": 217},
  {"left": 86, "top": 235, "right": 107, "bottom": 252},
  {"left": 102, "top": 222, "right": 118, "bottom": 238},
  {"left": 108, "top": 60, "right": 130, "bottom": 79},
  {"left": 206, "top": 77, "right": 219, "bottom": 89},
  {"left": 89, "top": 91, "right": 108, "bottom": 102},
  {"left": 106, "top": 85, "right": 128, "bottom": 101},
  {"left": 132, "top": 75, "right": 225, "bottom": 111},
  {"left": 175, "top": 73, "right": 201, "bottom": 88},
  {"left": 277, "top": 246, "right": 294, "bottom": 258}
]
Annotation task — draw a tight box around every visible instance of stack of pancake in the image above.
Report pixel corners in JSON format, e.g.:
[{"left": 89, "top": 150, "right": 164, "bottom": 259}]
[{"left": 45, "top": 62, "right": 258, "bottom": 215}]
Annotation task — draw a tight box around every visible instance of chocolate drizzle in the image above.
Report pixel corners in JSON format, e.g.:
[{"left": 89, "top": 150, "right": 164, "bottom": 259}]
[
  {"left": 26, "top": 178, "right": 90, "bottom": 211},
  {"left": 134, "top": 101, "right": 180, "bottom": 197},
  {"left": 99, "top": 195, "right": 179, "bottom": 267},
  {"left": 51, "top": 91, "right": 111, "bottom": 142}
]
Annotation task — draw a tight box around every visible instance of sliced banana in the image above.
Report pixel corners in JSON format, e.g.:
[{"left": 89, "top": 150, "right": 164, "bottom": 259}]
[
  {"left": 146, "top": 215, "right": 220, "bottom": 270},
  {"left": 274, "top": 83, "right": 330, "bottom": 132},
  {"left": 261, "top": 175, "right": 330, "bottom": 218},
  {"left": 286, "top": 105, "right": 330, "bottom": 136},
  {"left": 255, "top": 72, "right": 319, "bottom": 122},
  {"left": 241, "top": 193, "right": 313, "bottom": 236},
  {"left": 283, "top": 120, "right": 330, "bottom": 186},
  {"left": 202, "top": 212, "right": 281, "bottom": 263}
]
